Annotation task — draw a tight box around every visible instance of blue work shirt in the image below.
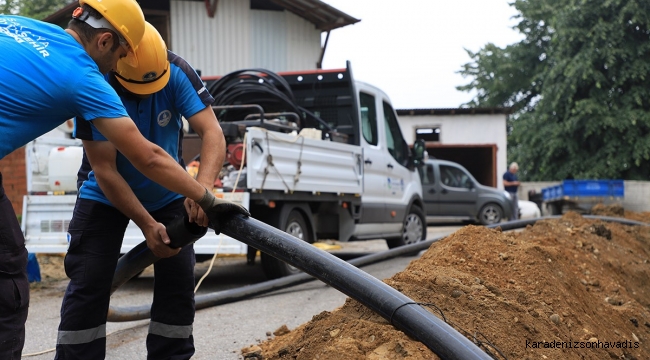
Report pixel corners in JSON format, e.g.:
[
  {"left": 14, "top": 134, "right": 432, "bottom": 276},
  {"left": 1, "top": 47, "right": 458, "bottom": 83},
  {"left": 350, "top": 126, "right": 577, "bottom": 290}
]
[
  {"left": 503, "top": 171, "right": 519, "bottom": 193},
  {"left": 0, "top": 15, "right": 127, "bottom": 159},
  {"left": 75, "top": 51, "right": 215, "bottom": 211}
]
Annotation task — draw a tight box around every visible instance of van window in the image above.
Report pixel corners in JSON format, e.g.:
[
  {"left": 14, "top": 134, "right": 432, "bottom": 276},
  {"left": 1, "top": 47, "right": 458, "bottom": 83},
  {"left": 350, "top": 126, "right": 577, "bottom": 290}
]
[
  {"left": 440, "top": 165, "right": 472, "bottom": 189},
  {"left": 383, "top": 101, "right": 408, "bottom": 166},
  {"left": 359, "top": 92, "right": 378, "bottom": 145},
  {"left": 418, "top": 164, "right": 435, "bottom": 185}
]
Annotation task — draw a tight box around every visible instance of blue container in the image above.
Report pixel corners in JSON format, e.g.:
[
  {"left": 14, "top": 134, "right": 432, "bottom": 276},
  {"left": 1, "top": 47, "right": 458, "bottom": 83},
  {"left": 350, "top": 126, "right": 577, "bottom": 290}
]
[
  {"left": 562, "top": 180, "right": 624, "bottom": 198},
  {"left": 542, "top": 180, "right": 624, "bottom": 201}
]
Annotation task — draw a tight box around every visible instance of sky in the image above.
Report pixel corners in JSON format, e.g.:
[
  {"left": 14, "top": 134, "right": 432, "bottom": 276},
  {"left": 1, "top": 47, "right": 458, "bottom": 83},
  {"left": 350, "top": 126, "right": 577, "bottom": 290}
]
[{"left": 319, "top": 0, "right": 525, "bottom": 109}]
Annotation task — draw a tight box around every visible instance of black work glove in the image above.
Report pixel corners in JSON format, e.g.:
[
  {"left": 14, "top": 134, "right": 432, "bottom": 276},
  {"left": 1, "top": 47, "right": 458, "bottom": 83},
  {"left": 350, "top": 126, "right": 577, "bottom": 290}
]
[{"left": 196, "top": 188, "right": 250, "bottom": 234}]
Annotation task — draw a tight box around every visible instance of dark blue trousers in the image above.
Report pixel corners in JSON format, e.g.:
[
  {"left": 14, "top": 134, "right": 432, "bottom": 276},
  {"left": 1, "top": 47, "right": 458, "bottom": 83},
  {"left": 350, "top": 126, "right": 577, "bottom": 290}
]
[
  {"left": 55, "top": 197, "right": 196, "bottom": 360},
  {"left": 0, "top": 172, "right": 29, "bottom": 360}
]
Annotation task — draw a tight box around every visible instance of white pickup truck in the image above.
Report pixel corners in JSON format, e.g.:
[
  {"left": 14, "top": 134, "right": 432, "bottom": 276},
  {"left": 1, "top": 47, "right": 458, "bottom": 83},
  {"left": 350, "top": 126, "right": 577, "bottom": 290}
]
[{"left": 22, "top": 63, "right": 427, "bottom": 279}]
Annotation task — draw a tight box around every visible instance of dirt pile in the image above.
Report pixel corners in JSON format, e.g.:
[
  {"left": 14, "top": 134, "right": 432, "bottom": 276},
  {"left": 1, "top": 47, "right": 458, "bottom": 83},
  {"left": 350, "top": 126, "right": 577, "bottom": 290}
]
[{"left": 244, "top": 212, "right": 650, "bottom": 360}]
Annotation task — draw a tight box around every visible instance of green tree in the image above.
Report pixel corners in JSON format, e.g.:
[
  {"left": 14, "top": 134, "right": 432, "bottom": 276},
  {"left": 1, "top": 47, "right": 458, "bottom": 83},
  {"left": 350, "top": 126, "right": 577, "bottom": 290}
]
[
  {"left": 0, "top": 0, "right": 20, "bottom": 14},
  {"left": 458, "top": 0, "right": 650, "bottom": 181},
  {"left": 1, "top": 0, "right": 71, "bottom": 20}
]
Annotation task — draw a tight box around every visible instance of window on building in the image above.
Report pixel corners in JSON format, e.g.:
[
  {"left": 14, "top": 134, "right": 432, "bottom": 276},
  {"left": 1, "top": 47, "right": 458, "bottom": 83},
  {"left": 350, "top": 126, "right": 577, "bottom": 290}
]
[{"left": 415, "top": 127, "right": 441, "bottom": 142}]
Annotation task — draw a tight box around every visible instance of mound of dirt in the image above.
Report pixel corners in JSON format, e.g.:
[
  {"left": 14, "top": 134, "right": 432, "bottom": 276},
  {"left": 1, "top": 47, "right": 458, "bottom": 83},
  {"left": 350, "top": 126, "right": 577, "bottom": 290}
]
[{"left": 244, "top": 213, "right": 650, "bottom": 360}]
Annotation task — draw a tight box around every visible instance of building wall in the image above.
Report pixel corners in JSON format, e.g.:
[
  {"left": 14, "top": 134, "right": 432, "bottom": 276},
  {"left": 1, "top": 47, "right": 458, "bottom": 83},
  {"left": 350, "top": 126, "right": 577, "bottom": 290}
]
[
  {"left": 0, "top": 147, "right": 26, "bottom": 215},
  {"left": 171, "top": 0, "right": 250, "bottom": 76},
  {"left": 398, "top": 114, "right": 508, "bottom": 189},
  {"left": 170, "top": 0, "right": 321, "bottom": 76},
  {"left": 284, "top": 11, "right": 322, "bottom": 71}
]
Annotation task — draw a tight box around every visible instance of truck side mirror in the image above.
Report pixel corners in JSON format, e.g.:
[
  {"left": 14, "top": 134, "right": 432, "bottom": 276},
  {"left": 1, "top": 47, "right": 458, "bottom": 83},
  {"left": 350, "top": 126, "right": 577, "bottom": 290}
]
[{"left": 413, "top": 139, "right": 425, "bottom": 163}]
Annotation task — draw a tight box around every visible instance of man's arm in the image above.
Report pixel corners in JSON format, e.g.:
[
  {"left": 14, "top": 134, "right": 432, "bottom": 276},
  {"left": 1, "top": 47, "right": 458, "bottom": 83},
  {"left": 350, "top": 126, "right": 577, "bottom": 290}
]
[
  {"left": 92, "top": 116, "right": 207, "bottom": 201},
  {"left": 82, "top": 139, "right": 180, "bottom": 258},
  {"left": 184, "top": 107, "right": 226, "bottom": 226}
]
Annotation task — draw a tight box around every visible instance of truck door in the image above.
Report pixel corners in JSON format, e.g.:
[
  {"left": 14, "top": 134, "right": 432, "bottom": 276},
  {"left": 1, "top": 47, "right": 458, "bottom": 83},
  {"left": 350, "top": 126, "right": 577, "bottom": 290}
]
[
  {"left": 358, "top": 91, "right": 389, "bottom": 224},
  {"left": 438, "top": 164, "right": 478, "bottom": 216},
  {"left": 381, "top": 100, "right": 412, "bottom": 217}
]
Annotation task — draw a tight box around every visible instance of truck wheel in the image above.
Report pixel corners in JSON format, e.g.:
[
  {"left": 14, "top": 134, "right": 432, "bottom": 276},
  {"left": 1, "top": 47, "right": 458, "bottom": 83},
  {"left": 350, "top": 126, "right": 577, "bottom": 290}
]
[
  {"left": 478, "top": 203, "right": 503, "bottom": 225},
  {"left": 386, "top": 205, "right": 426, "bottom": 248},
  {"left": 261, "top": 209, "right": 313, "bottom": 279}
]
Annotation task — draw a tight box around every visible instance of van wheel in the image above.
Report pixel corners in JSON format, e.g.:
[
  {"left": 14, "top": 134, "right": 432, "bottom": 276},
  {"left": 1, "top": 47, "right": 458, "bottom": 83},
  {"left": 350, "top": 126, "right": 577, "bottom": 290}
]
[
  {"left": 479, "top": 203, "right": 503, "bottom": 225},
  {"left": 386, "top": 205, "right": 426, "bottom": 248},
  {"left": 261, "top": 209, "right": 312, "bottom": 279}
]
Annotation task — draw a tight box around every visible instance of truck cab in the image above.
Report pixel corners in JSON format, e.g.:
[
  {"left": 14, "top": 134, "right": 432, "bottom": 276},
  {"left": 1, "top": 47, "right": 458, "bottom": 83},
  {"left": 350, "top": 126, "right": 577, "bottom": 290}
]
[{"left": 353, "top": 81, "right": 424, "bottom": 246}]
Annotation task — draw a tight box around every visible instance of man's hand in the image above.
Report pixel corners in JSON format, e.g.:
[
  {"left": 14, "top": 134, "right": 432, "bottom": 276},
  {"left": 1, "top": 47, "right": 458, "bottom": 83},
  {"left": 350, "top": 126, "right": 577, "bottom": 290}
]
[
  {"left": 196, "top": 189, "right": 250, "bottom": 233},
  {"left": 143, "top": 222, "right": 182, "bottom": 258},
  {"left": 184, "top": 198, "right": 210, "bottom": 227}
]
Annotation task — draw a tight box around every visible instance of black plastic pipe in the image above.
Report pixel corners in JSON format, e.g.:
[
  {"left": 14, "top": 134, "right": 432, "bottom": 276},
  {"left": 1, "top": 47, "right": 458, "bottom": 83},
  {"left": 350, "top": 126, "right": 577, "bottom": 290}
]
[
  {"left": 110, "top": 216, "right": 206, "bottom": 295},
  {"left": 219, "top": 214, "right": 492, "bottom": 360},
  {"left": 107, "top": 215, "right": 647, "bottom": 356},
  {"left": 108, "top": 214, "right": 492, "bottom": 360}
]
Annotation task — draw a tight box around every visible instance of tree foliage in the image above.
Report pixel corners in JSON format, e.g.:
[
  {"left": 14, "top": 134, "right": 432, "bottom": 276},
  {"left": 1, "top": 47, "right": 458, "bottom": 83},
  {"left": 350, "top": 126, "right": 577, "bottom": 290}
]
[
  {"left": 458, "top": 0, "right": 650, "bottom": 181},
  {"left": 1, "top": 0, "right": 71, "bottom": 20}
]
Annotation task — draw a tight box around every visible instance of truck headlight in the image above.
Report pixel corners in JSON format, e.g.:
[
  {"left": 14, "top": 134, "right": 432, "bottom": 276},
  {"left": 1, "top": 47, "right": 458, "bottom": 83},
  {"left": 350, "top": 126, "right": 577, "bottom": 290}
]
[{"left": 503, "top": 191, "right": 511, "bottom": 200}]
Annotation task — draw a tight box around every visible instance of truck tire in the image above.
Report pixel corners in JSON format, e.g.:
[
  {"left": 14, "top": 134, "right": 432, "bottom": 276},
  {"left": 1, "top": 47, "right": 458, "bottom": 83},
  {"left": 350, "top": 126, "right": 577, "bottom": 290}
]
[
  {"left": 261, "top": 209, "right": 313, "bottom": 279},
  {"left": 386, "top": 205, "right": 426, "bottom": 249},
  {"left": 478, "top": 203, "right": 503, "bottom": 225}
]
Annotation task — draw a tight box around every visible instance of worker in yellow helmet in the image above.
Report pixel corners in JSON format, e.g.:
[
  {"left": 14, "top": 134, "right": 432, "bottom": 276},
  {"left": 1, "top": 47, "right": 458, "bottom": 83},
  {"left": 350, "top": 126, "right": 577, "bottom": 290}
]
[
  {"left": 55, "top": 22, "right": 228, "bottom": 359},
  {"left": 0, "top": 2, "right": 245, "bottom": 359}
]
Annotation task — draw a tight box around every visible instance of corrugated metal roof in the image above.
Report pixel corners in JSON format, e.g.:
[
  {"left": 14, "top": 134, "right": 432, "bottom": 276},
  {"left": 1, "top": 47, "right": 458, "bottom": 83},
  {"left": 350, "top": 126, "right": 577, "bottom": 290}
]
[
  {"left": 269, "top": 0, "right": 359, "bottom": 30},
  {"left": 43, "top": 0, "right": 359, "bottom": 31},
  {"left": 396, "top": 108, "right": 513, "bottom": 116}
]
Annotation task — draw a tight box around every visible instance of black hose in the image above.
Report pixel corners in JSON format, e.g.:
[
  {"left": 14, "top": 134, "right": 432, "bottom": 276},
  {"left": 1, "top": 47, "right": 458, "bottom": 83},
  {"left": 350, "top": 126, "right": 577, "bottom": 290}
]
[
  {"left": 109, "top": 214, "right": 491, "bottom": 359},
  {"left": 219, "top": 214, "right": 492, "bottom": 359},
  {"left": 110, "top": 216, "right": 206, "bottom": 295},
  {"left": 207, "top": 68, "right": 334, "bottom": 132},
  {"left": 107, "top": 215, "right": 646, "bottom": 358}
]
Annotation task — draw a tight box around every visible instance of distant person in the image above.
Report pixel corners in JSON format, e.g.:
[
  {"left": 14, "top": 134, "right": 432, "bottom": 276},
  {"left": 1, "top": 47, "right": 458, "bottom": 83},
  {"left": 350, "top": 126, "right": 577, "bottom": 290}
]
[{"left": 503, "top": 162, "right": 520, "bottom": 219}]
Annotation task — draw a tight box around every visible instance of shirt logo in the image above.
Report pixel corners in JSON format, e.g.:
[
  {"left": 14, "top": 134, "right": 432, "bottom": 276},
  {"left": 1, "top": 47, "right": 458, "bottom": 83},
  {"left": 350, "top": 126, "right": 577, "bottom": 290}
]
[{"left": 157, "top": 110, "right": 172, "bottom": 127}]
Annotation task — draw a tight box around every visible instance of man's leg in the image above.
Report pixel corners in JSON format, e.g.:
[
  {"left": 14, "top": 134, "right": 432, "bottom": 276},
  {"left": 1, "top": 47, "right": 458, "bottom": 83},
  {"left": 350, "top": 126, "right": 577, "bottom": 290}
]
[
  {"left": 0, "top": 173, "right": 29, "bottom": 360},
  {"left": 55, "top": 199, "right": 129, "bottom": 360},
  {"left": 511, "top": 193, "right": 519, "bottom": 220},
  {"left": 147, "top": 199, "right": 196, "bottom": 360}
]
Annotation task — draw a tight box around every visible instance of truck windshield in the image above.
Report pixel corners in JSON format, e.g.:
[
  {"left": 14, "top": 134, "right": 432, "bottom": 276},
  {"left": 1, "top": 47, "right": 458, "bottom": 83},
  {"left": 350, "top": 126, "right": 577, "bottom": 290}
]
[{"left": 383, "top": 101, "right": 408, "bottom": 166}]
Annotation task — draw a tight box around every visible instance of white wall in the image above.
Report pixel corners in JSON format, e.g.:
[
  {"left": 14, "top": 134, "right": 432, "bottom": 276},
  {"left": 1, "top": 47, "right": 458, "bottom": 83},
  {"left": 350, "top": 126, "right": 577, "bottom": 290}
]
[
  {"left": 398, "top": 113, "right": 507, "bottom": 188},
  {"left": 170, "top": 0, "right": 322, "bottom": 76},
  {"left": 622, "top": 181, "right": 650, "bottom": 213},
  {"left": 171, "top": 0, "right": 250, "bottom": 76}
]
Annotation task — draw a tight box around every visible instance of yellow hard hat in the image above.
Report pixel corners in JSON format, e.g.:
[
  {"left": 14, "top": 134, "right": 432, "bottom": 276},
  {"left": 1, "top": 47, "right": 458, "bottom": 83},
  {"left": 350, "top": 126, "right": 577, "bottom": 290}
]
[
  {"left": 115, "top": 22, "right": 171, "bottom": 95},
  {"left": 79, "top": 0, "right": 145, "bottom": 52}
]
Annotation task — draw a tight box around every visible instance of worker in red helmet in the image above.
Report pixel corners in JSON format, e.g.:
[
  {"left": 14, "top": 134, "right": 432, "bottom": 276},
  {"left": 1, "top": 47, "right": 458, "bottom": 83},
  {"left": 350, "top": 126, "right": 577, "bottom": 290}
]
[{"left": 55, "top": 22, "right": 229, "bottom": 359}]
